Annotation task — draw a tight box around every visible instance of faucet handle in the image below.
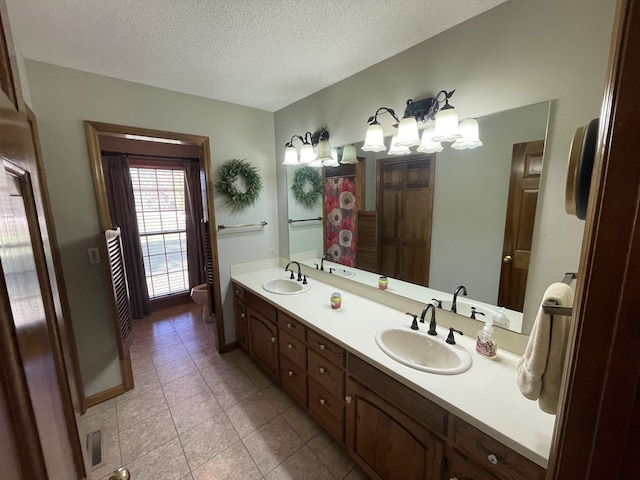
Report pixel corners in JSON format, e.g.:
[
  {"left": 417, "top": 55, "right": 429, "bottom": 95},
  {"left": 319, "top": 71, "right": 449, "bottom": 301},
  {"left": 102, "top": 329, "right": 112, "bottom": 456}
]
[
  {"left": 431, "top": 298, "right": 443, "bottom": 309},
  {"left": 289, "top": 270, "right": 295, "bottom": 280},
  {"left": 406, "top": 312, "right": 419, "bottom": 331},
  {"left": 446, "top": 328, "right": 463, "bottom": 345},
  {"left": 470, "top": 307, "right": 485, "bottom": 320},
  {"left": 302, "top": 275, "right": 308, "bottom": 285}
]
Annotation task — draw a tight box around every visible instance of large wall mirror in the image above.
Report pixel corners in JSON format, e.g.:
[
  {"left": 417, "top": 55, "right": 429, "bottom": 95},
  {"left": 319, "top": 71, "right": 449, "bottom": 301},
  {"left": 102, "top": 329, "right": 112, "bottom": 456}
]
[{"left": 287, "top": 101, "right": 553, "bottom": 335}]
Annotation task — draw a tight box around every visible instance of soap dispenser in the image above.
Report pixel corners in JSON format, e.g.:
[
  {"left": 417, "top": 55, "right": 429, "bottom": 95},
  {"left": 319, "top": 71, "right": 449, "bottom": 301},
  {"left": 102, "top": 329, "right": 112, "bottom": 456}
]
[
  {"left": 493, "top": 307, "right": 510, "bottom": 329},
  {"left": 476, "top": 318, "right": 498, "bottom": 358}
]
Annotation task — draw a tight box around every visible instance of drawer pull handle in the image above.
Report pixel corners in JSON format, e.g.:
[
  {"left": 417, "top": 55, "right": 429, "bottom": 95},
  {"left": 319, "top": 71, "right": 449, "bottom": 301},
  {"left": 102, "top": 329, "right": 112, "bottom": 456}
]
[
  {"left": 345, "top": 395, "right": 352, "bottom": 404},
  {"left": 319, "top": 398, "right": 326, "bottom": 406},
  {"left": 287, "top": 322, "right": 292, "bottom": 328},
  {"left": 235, "top": 289, "right": 239, "bottom": 295},
  {"left": 288, "top": 344, "right": 293, "bottom": 350},
  {"left": 288, "top": 370, "right": 294, "bottom": 377},
  {"left": 319, "top": 344, "right": 326, "bottom": 350},
  {"left": 450, "top": 477, "right": 459, "bottom": 480},
  {"left": 271, "top": 336, "right": 276, "bottom": 343},
  {"left": 487, "top": 454, "right": 498, "bottom": 465},
  {"left": 240, "top": 313, "right": 245, "bottom": 318},
  {"left": 319, "top": 367, "right": 325, "bottom": 374}
]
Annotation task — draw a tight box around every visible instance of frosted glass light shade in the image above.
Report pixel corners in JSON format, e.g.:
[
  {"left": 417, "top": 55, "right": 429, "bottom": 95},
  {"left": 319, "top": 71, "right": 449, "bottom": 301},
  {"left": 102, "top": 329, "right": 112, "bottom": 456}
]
[
  {"left": 315, "top": 139, "right": 333, "bottom": 163},
  {"left": 283, "top": 146, "right": 299, "bottom": 165},
  {"left": 395, "top": 117, "right": 420, "bottom": 147},
  {"left": 307, "top": 158, "right": 324, "bottom": 168},
  {"left": 299, "top": 143, "right": 315, "bottom": 164},
  {"left": 433, "top": 107, "right": 461, "bottom": 142},
  {"left": 417, "top": 125, "right": 443, "bottom": 153},
  {"left": 451, "top": 118, "right": 483, "bottom": 150},
  {"left": 341, "top": 144, "right": 358, "bottom": 164},
  {"left": 323, "top": 148, "right": 340, "bottom": 167},
  {"left": 389, "top": 134, "right": 411, "bottom": 155},
  {"left": 362, "top": 123, "right": 386, "bottom": 152}
]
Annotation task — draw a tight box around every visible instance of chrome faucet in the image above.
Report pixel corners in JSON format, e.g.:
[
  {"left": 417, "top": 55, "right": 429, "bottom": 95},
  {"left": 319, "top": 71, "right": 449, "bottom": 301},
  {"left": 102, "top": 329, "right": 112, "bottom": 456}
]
[
  {"left": 320, "top": 253, "right": 333, "bottom": 271},
  {"left": 420, "top": 303, "right": 438, "bottom": 336},
  {"left": 451, "top": 285, "right": 467, "bottom": 313},
  {"left": 285, "top": 261, "right": 302, "bottom": 281}
]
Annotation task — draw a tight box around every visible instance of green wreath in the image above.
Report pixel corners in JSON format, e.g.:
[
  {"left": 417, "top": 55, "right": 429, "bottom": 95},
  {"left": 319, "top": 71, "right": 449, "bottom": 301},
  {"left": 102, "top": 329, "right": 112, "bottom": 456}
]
[
  {"left": 215, "top": 159, "right": 263, "bottom": 210},
  {"left": 291, "top": 166, "right": 323, "bottom": 208}
]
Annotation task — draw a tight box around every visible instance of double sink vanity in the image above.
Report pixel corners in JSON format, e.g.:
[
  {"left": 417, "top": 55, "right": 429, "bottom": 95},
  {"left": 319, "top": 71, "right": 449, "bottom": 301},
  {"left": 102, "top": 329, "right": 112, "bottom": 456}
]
[{"left": 231, "top": 259, "right": 554, "bottom": 480}]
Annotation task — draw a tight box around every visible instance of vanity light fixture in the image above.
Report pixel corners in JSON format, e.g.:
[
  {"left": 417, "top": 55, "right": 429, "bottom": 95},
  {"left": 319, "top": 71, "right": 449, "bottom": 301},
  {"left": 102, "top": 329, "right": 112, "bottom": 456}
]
[
  {"left": 283, "top": 128, "right": 334, "bottom": 167},
  {"left": 363, "top": 90, "right": 482, "bottom": 155}
]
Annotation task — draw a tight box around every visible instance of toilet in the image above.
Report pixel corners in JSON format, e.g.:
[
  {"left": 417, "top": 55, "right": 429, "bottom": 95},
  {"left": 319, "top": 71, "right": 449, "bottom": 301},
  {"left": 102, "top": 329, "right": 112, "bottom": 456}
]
[{"left": 190, "top": 283, "right": 213, "bottom": 322}]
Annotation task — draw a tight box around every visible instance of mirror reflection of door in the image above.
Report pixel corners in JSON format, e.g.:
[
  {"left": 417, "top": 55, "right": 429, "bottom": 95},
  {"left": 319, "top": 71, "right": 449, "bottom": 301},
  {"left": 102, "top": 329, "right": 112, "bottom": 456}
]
[
  {"left": 498, "top": 140, "right": 545, "bottom": 310},
  {"left": 377, "top": 156, "right": 435, "bottom": 286}
]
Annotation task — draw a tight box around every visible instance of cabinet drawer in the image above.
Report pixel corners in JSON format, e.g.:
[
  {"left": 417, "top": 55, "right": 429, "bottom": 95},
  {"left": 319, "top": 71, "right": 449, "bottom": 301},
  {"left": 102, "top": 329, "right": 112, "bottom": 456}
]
[
  {"left": 452, "top": 417, "right": 545, "bottom": 480},
  {"left": 308, "top": 330, "right": 345, "bottom": 367},
  {"left": 280, "top": 355, "right": 307, "bottom": 407},
  {"left": 246, "top": 291, "right": 276, "bottom": 322},
  {"left": 232, "top": 282, "right": 245, "bottom": 300},
  {"left": 308, "top": 378, "right": 344, "bottom": 444},
  {"left": 278, "top": 311, "right": 306, "bottom": 342},
  {"left": 279, "top": 330, "right": 306, "bottom": 368},
  {"left": 308, "top": 348, "right": 344, "bottom": 398}
]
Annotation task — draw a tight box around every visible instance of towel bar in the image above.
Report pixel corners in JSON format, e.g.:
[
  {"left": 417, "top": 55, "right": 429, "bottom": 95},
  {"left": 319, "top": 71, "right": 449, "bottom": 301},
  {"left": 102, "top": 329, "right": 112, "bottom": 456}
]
[
  {"left": 542, "top": 272, "right": 576, "bottom": 315},
  {"left": 217, "top": 221, "right": 267, "bottom": 231},
  {"left": 288, "top": 217, "right": 323, "bottom": 224}
]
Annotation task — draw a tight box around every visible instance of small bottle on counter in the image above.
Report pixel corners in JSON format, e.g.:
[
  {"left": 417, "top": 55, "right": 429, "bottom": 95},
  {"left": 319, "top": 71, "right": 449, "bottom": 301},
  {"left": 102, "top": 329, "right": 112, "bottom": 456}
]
[
  {"left": 476, "top": 318, "right": 498, "bottom": 358},
  {"left": 330, "top": 292, "right": 342, "bottom": 309},
  {"left": 378, "top": 276, "right": 388, "bottom": 290}
]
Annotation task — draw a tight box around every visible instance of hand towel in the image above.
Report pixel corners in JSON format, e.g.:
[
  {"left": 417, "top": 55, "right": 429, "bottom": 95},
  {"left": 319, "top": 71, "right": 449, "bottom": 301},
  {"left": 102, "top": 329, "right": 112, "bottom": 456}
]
[{"left": 516, "top": 282, "right": 574, "bottom": 414}]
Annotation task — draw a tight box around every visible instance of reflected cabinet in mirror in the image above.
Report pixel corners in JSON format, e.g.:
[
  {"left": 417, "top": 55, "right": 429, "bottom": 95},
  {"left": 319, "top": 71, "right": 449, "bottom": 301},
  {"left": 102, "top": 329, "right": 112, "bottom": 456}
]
[{"left": 287, "top": 102, "right": 554, "bottom": 335}]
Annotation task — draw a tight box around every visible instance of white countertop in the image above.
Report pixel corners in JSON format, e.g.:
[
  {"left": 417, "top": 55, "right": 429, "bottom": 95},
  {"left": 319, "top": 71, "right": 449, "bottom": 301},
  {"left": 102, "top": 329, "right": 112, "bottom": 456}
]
[{"left": 231, "top": 265, "right": 555, "bottom": 468}]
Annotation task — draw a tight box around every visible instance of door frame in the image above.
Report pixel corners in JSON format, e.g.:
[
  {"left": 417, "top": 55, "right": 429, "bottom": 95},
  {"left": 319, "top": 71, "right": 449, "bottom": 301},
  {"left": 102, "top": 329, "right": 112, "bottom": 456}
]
[
  {"left": 85, "top": 121, "right": 226, "bottom": 353},
  {"left": 549, "top": 0, "right": 640, "bottom": 477}
]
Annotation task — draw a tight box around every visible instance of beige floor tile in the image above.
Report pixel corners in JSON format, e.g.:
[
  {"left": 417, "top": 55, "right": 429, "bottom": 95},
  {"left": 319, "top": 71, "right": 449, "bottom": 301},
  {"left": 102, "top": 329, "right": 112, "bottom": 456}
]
[
  {"left": 79, "top": 402, "right": 117, "bottom": 436},
  {"left": 191, "top": 440, "right": 262, "bottom": 480},
  {"left": 225, "top": 348, "right": 255, "bottom": 371},
  {"left": 262, "top": 385, "right": 296, "bottom": 413},
  {"left": 162, "top": 371, "right": 211, "bottom": 406},
  {"left": 307, "top": 431, "right": 355, "bottom": 479},
  {"left": 200, "top": 361, "right": 245, "bottom": 390},
  {"left": 225, "top": 391, "right": 279, "bottom": 438},
  {"left": 179, "top": 412, "right": 240, "bottom": 469},
  {"left": 139, "top": 330, "right": 182, "bottom": 352},
  {"left": 245, "top": 364, "right": 276, "bottom": 390},
  {"left": 343, "top": 465, "right": 371, "bottom": 480},
  {"left": 116, "top": 386, "right": 167, "bottom": 429},
  {"left": 152, "top": 343, "right": 190, "bottom": 367},
  {"left": 115, "top": 368, "right": 161, "bottom": 405},
  {"left": 131, "top": 352, "right": 155, "bottom": 376},
  {"left": 156, "top": 355, "right": 198, "bottom": 385},
  {"left": 124, "top": 437, "right": 189, "bottom": 480},
  {"left": 282, "top": 405, "right": 322, "bottom": 442},
  {"left": 183, "top": 335, "right": 217, "bottom": 354},
  {"left": 119, "top": 409, "right": 177, "bottom": 464},
  {"left": 170, "top": 389, "right": 223, "bottom": 434},
  {"left": 85, "top": 423, "right": 122, "bottom": 480},
  {"left": 243, "top": 415, "right": 304, "bottom": 475},
  {"left": 213, "top": 373, "right": 259, "bottom": 409},
  {"left": 264, "top": 445, "right": 334, "bottom": 480},
  {"left": 176, "top": 323, "right": 210, "bottom": 341}
]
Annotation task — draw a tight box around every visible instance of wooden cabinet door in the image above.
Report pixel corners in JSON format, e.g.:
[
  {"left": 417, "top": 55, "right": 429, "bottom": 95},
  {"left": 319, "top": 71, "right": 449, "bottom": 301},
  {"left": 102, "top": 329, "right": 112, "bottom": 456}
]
[
  {"left": 345, "top": 377, "right": 444, "bottom": 480},
  {"left": 247, "top": 306, "right": 279, "bottom": 380},
  {"left": 233, "top": 296, "right": 247, "bottom": 350}
]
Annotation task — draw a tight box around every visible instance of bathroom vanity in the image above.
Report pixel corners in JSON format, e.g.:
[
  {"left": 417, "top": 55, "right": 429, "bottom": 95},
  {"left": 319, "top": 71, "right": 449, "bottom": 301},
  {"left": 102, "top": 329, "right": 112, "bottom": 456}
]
[{"left": 231, "top": 263, "right": 553, "bottom": 480}]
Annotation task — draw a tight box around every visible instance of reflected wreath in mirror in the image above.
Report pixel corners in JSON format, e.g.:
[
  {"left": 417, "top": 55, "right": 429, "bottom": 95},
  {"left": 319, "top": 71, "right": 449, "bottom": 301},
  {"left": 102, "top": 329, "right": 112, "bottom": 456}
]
[
  {"left": 291, "top": 166, "right": 323, "bottom": 208},
  {"left": 215, "top": 158, "right": 263, "bottom": 210}
]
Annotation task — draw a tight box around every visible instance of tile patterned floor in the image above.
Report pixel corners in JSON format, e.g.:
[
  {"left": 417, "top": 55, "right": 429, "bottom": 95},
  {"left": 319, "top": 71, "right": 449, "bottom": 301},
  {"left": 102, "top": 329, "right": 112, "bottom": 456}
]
[{"left": 78, "top": 302, "right": 370, "bottom": 480}]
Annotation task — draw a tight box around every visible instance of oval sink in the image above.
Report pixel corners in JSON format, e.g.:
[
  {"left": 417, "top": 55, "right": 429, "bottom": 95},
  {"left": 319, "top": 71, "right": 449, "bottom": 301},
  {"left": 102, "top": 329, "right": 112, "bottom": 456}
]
[
  {"left": 262, "top": 278, "right": 310, "bottom": 295},
  {"left": 375, "top": 326, "right": 472, "bottom": 375},
  {"left": 330, "top": 267, "right": 355, "bottom": 278}
]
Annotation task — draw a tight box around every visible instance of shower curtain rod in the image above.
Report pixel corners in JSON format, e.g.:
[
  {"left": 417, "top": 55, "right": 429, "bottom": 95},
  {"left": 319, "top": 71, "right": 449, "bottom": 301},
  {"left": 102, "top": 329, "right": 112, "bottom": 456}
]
[{"left": 100, "top": 150, "right": 199, "bottom": 162}]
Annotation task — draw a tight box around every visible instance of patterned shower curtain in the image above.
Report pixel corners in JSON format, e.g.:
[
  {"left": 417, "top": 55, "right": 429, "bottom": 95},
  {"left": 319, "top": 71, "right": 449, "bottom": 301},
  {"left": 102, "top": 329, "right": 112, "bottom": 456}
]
[{"left": 325, "top": 177, "right": 356, "bottom": 266}]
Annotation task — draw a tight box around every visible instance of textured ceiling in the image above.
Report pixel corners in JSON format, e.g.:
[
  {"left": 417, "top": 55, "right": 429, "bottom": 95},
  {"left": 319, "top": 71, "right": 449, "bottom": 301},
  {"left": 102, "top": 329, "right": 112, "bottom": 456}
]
[{"left": 6, "top": 0, "right": 508, "bottom": 112}]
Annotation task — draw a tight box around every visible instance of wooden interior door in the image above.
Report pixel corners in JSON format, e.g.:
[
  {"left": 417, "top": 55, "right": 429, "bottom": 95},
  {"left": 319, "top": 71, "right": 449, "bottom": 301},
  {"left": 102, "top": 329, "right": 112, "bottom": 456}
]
[
  {"left": 377, "top": 157, "right": 435, "bottom": 286},
  {"left": 497, "top": 140, "right": 544, "bottom": 310}
]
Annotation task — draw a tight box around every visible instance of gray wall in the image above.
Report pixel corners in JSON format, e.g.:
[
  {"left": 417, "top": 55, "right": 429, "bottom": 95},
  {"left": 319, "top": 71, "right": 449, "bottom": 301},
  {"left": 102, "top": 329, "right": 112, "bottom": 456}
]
[
  {"left": 25, "top": 61, "right": 277, "bottom": 396},
  {"left": 274, "top": 0, "right": 616, "bottom": 333}
]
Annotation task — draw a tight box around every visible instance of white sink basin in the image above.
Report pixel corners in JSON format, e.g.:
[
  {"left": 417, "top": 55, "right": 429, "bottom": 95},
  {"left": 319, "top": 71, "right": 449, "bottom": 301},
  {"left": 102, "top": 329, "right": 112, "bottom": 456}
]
[
  {"left": 375, "top": 326, "right": 472, "bottom": 375},
  {"left": 330, "top": 267, "right": 355, "bottom": 278},
  {"left": 262, "top": 278, "right": 310, "bottom": 295}
]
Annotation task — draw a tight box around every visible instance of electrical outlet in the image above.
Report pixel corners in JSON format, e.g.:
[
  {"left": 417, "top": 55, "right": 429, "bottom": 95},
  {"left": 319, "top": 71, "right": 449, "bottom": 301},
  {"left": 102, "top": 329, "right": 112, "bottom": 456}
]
[
  {"left": 87, "top": 247, "right": 101, "bottom": 264},
  {"left": 269, "top": 248, "right": 275, "bottom": 258}
]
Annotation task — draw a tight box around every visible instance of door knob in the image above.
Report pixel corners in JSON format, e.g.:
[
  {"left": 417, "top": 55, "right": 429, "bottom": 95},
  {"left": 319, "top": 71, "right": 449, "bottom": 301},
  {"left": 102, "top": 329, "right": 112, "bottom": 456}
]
[{"left": 503, "top": 255, "right": 513, "bottom": 263}]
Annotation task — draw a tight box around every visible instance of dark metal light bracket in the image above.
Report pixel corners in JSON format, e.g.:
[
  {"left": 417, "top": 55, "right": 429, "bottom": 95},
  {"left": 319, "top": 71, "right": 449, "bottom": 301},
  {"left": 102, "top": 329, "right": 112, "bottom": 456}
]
[{"left": 404, "top": 89, "right": 456, "bottom": 123}]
